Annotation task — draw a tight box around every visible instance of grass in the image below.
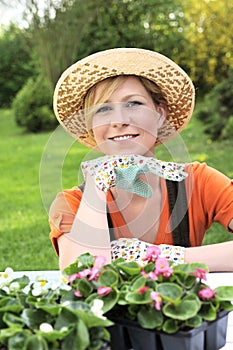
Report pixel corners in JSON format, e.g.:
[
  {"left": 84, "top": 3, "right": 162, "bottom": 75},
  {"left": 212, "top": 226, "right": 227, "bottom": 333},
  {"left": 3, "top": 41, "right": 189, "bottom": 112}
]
[{"left": 0, "top": 109, "right": 232, "bottom": 271}]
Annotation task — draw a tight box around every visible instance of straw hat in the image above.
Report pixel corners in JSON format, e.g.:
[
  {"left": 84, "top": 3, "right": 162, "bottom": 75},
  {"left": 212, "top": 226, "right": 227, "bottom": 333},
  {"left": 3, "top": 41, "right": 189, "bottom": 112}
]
[{"left": 53, "top": 48, "right": 195, "bottom": 148}]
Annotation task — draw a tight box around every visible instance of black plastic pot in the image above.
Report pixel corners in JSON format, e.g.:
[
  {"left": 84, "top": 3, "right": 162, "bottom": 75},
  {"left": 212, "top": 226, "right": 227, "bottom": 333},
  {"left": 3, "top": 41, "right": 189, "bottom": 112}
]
[{"left": 108, "top": 311, "right": 229, "bottom": 350}]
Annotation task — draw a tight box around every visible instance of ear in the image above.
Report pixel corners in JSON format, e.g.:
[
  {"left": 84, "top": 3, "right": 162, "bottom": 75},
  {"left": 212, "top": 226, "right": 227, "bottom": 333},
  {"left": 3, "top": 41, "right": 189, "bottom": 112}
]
[{"left": 156, "top": 103, "right": 167, "bottom": 128}]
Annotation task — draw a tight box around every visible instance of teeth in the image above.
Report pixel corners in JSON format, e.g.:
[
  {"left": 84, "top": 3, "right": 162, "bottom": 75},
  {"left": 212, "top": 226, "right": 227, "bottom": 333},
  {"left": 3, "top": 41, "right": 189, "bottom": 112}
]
[{"left": 113, "top": 135, "right": 134, "bottom": 141}]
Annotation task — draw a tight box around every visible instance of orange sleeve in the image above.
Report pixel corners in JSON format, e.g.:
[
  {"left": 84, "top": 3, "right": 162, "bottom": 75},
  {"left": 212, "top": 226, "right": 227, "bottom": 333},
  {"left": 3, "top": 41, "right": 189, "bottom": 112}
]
[
  {"left": 49, "top": 187, "right": 82, "bottom": 255},
  {"left": 186, "top": 162, "right": 233, "bottom": 246}
]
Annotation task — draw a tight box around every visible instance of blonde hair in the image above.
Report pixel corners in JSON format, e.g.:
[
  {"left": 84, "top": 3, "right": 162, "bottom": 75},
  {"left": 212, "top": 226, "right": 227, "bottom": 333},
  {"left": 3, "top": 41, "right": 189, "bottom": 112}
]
[{"left": 84, "top": 75, "right": 167, "bottom": 131}]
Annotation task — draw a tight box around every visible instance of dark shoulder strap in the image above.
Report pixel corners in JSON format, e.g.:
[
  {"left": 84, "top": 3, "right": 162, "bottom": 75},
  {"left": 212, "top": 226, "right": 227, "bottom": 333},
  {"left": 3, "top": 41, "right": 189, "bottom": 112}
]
[
  {"left": 78, "top": 183, "right": 115, "bottom": 241},
  {"left": 166, "top": 180, "right": 190, "bottom": 247}
]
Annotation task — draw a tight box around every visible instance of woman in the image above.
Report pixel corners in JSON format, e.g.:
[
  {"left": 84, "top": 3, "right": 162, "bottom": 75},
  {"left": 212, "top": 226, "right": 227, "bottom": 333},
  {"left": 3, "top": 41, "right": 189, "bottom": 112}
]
[{"left": 50, "top": 48, "right": 233, "bottom": 271}]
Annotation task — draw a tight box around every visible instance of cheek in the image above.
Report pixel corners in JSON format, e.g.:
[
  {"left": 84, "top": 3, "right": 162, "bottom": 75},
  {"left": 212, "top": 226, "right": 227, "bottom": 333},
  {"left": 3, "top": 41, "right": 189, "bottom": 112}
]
[
  {"left": 92, "top": 125, "right": 106, "bottom": 143},
  {"left": 139, "top": 116, "right": 159, "bottom": 137}
]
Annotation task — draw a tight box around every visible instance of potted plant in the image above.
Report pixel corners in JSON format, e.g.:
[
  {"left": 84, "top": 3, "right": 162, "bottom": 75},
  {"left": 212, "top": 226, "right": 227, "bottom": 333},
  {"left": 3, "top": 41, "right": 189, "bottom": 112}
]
[
  {"left": 63, "top": 247, "right": 233, "bottom": 350},
  {"left": 0, "top": 268, "right": 112, "bottom": 350},
  {"left": 1, "top": 245, "right": 233, "bottom": 350}
]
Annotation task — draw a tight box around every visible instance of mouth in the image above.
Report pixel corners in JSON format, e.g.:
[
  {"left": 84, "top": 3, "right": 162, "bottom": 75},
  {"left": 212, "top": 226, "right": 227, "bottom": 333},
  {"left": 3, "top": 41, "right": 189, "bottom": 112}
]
[{"left": 109, "top": 134, "right": 139, "bottom": 141}]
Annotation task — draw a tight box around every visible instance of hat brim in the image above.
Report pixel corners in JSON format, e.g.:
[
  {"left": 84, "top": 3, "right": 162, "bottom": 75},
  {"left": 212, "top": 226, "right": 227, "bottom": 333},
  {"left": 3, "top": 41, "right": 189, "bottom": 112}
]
[{"left": 53, "top": 48, "right": 195, "bottom": 148}]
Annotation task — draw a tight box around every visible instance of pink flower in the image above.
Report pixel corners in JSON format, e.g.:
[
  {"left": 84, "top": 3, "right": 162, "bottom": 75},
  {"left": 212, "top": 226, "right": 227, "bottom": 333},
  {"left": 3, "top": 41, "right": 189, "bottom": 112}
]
[
  {"left": 97, "top": 286, "right": 112, "bottom": 296},
  {"left": 77, "top": 269, "right": 92, "bottom": 278},
  {"left": 150, "top": 291, "right": 162, "bottom": 310},
  {"left": 148, "top": 271, "right": 158, "bottom": 281},
  {"left": 191, "top": 268, "right": 207, "bottom": 282},
  {"left": 141, "top": 270, "right": 158, "bottom": 281},
  {"left": 143, "top": 246, "right": 161, "bottom": 262},
  {"left": 89, "top": 256, "right": 107, "bottom": 281},
  {"left": 138, "top": 286, "right": 150, "bottom": 295},
  {"left": 198, "top": 287, "right": 216, "bottom": 300},
  {"left": 74, "top": 290, "right": 83, "bottom": 297},
  {"left": 68, "top": 274, "right": 79, "bottom": 283},
  {"left": 94, "top": 256, "right": 107, "bottom": 269},
  {"left": 155, "top": 257, "right": 173, "bottom": 277}
]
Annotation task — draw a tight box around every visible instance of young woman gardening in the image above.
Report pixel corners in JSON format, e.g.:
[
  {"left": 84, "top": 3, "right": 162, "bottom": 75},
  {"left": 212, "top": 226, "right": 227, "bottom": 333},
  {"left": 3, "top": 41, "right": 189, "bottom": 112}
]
[{"left": 49, "top": 48, "right": 233, "bottom": 272}]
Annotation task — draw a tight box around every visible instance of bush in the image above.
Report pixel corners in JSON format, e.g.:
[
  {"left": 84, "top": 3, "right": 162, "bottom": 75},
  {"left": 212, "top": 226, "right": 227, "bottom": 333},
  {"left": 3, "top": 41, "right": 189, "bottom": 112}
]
[
  {"left": 195, "top": 69, "right": 233, "bottom": 141},
  {"left": 12, "top": 76, "right": 57, "bottom": 133}
]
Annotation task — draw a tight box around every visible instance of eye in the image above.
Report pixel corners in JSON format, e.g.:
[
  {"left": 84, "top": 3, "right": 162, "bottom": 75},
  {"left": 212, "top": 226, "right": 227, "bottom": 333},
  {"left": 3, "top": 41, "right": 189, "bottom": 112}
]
[
  {"left": 126, "top": 100, "right": 143, "bottom": 108},
  {"left": 94, "top": 104, "right": 113, "bottom": 114}
]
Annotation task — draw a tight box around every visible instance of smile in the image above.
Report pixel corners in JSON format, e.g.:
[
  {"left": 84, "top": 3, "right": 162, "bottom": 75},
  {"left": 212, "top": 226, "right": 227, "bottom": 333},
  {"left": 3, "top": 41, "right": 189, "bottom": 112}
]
[{"left": 110, "top": 134, "right": 139, "bottom": 141}]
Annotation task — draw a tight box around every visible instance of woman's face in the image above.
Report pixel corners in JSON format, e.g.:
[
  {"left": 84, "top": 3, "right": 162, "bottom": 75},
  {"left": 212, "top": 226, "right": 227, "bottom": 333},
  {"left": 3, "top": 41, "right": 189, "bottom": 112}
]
[{"left": 91, "top": 76, "right": 166, "bottom": 156}]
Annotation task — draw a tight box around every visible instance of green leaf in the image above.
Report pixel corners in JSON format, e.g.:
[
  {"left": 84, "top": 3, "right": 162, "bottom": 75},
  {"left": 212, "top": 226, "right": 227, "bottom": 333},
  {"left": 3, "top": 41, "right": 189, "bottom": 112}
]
[
  {"left": 162, "top": 319, "right": 179, "bottom": 334},
  {"left": 100, "top": 290, "right": 118, "bottom": 313},
  {"left": 78, "top": 253, "right": 95, "bottom": 268},
  {"left": 75, "top": 309, "right": 113, "bottom": 327},
  {"left": 125, "top": 290, "right": 152, "bottom": 304},
  {"left": 185, "top": 315, "right": 203, "bottom": 328},
  {"left": 36, "top": 327, "right": 72, "bottom": 343},
  {"left": 8, "top": 332, "right": 29, "bottom": 350},
  {"left": 3, "top": 312, "right": 25, "bottom": 328},
  {"left": 157, "top": 283, "right": 183, "bottom": 301},
  {"left": 11, "top": 275, "right": 30, "bottom": 288},
  {"left": 21, "top": 309, "right": 53, "bottom": 329},
  {"left": 174, "top": 271, "right": 196, "bottom": 289},
  {"left": 137, "top": 307, "right": 163, "bottom": 329},
  {"left": 215, "top": 286, "right": 233, "bottom": 301},
  {"left": 111, "top": 257, "right": 126, "bottom": 266},
  {"left": 62, "top": 301, "right": 90, "bottom": 315},
  {"left": 24, "top": 334, "right": 49, "bottom": 350},
  {"left": 199, "top": 303, "right": 217, "bottom": 321},
  {"left": 173, "top": 263, "right": 209, "bottom": 274},
  {"left": 142, "top": 262, "right": 156, "bottom": 274},
  {"left": 60, "top": 289, "right": 77, "bottom": 304},
  {"left": 183, "top": 293, "right": 201, "bottom": 307},
  {"left": 98, "top": 270, "right": 118, "bottom": 287},
  {"left": 0, "top": 327, "right": 22, "bottom": 342},
  {"left": 62, "top": 261, "right": 79, "bottom": 277},
  {"left": 63, "top": 253, "right": 95, "bottom": 276},
  {"left": 163, "top": 299, "right": 201, "bottom": 320},
  {"left": 131, "top": 276, "right": 147, "bottom": 290},
  {"left": 54, "top": 307, "right": 77, "bottom": 330},
  {"left": 61, "top": 318, "right": 89, "bottom": 350},
  {"left": 0, "top": 298, "right": 23, "bottom": 314},
  {"left": 219, "top": 301, "right": 233, "bottom": 311},
  {"left": 77, "top": 278, "right": 93, "bottom": 297},
  {"left": 118, "top": 262, "right": 141, "bottom": 275},
  {"left": 35, "top": 302, "right": 61, "bottom": 317}
]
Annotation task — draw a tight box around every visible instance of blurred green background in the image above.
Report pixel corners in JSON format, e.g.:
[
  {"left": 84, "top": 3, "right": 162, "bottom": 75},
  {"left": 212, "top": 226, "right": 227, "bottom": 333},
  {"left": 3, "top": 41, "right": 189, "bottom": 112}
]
[{"left": 0, "top": 0, "right": 232, "bottom": 271}]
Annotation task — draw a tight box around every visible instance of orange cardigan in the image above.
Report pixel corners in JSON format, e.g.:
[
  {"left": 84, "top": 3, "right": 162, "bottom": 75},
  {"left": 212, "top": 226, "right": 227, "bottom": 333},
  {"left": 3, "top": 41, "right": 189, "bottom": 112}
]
[{"left": 49, "top": 162, "right": 233, "bottom": 255}]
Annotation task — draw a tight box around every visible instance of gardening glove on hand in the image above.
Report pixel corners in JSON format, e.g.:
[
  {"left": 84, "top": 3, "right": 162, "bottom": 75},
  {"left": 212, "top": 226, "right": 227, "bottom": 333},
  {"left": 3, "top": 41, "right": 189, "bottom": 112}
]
[
  {"left": 111, "top": 238, "right": 185, "bottom": 265},
  {"left": 81, "top": 155, "right": 188, "bottom": 198}
]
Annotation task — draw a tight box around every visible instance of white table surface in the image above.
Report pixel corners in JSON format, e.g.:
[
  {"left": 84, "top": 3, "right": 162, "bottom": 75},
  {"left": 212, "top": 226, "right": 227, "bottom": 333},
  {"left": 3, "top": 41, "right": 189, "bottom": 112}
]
[{"left": 5, "top": 271, "right": 233, "bottom": 349}]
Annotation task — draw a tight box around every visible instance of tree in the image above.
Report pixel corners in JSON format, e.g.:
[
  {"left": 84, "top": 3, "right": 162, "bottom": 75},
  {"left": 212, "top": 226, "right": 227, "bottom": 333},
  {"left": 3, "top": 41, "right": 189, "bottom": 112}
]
[
  {"left": 0, "top": 24, "right": 34, "bottom": 107},
  {"left": 21, "top": 0, "right": 94, "bottom": 88},
  {"left": 181, "top": 0, "right": 233, "bottom": 94}
]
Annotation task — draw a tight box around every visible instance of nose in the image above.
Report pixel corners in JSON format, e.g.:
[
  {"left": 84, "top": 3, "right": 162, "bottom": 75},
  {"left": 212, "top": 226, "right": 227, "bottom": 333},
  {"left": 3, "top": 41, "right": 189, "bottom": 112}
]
[{"left": 110, "top": 104, "right": 129, "bottom": 127}]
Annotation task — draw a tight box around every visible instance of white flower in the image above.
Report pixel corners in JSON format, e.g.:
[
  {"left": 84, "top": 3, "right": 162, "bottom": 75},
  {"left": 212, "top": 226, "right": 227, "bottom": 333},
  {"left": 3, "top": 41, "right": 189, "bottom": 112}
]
[
  {"left": 39, "top": 323, "right": 54, "bottom": 333},
  {"left": 91, "top": 299, "right": 106, "bottom": 320},
  {"left": 0, "top": 267, "right": 14, "bottom": 288},
  {"left": 9, "top": 282, "right": 20, "bottom": 292},
  {"left": 31, "top": 280, "right": 49, "bottom": 296}
]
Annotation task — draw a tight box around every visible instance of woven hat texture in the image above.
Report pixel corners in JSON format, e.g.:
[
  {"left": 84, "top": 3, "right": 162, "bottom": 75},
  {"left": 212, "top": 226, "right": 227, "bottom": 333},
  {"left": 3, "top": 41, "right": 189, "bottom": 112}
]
[{"left": 53, "top": 48, "right": 195, "bottom": 148}]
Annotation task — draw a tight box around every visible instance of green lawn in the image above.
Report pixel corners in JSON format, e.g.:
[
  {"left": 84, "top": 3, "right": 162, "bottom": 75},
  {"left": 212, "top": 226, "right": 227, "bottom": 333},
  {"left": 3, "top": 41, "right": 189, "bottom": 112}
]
[{"left": 0, "top": 109, "right": 232, "bottom": 271}]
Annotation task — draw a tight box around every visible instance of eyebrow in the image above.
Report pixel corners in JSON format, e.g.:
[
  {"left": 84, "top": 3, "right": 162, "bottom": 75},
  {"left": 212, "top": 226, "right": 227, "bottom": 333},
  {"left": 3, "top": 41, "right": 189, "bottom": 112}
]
[{"left": 106, "top": 94, "right": 146, "bottom": 102}]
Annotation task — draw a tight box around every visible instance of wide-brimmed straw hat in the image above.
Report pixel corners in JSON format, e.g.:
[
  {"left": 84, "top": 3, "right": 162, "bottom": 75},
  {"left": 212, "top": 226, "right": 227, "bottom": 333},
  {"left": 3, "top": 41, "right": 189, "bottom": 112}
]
[{"left": 53, "top": 48, "right": 195, "bottom": 148}]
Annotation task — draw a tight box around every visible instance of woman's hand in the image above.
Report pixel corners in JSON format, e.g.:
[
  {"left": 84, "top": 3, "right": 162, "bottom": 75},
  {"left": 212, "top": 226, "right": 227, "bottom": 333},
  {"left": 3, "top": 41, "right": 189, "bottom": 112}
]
[{"left": 58, "top": 173, "right": 111, "bottom": 271}]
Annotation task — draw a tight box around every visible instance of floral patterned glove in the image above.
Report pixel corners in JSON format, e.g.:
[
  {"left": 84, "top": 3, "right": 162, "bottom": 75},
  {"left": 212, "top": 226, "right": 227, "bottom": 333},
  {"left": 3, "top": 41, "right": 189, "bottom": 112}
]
[
  {"left": 81, "top": 155, "right": 187, "bottom": 198},
  {"left": 110, "top": 238, "right": 185, "bottom": 265}
]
